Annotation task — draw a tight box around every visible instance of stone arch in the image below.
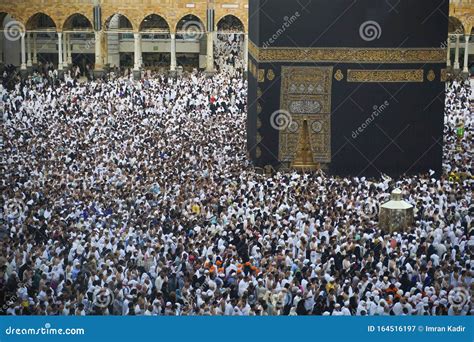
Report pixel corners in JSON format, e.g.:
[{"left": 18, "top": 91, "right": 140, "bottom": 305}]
[
  {"left": 62, "top": 13, "right": 93, "bottom": 32},
  {"left": 216, "top": 14, "right": 245, "bottom": 33},
  {"left": 449, "top": 16, "right": 465, "bottom": 34},
  {"left": 139, "top": 13, "right": 170, "bottom": 33},
  {"left": 104, "top": 13, "right": 134, "bottom": 32},
  {"left": 0, "top": 12, "right": 26, "bottom": 40},
  {"left": 0, "top": 12, "right": 10, "bottom": 27},
  {"left": 175, "top": 13, "right": 206, "bottom": 35},
  {"left": 461, "top": 15, "right": 473, "bottom": 35},
  {"left": 25, "top": 12, "right": 56, "bottom": 31}
]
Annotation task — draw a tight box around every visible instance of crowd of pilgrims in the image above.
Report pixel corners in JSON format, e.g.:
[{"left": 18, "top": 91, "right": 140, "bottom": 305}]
[
  {"left": 214, "top": 33, "right": 245, "bottom": 76},
  {"left": 0, "top": 49, "right": 472, "bottom": 316}
]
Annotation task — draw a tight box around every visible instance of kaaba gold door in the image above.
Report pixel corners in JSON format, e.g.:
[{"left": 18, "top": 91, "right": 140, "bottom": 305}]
[
  {"left": 291, "top": 120, "right": 319, "bottom": 170},
  {"left": 279, "top": 66, "right": 333, "bottom": 169}
]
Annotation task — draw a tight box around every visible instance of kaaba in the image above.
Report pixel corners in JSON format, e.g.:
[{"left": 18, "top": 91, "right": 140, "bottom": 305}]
[{"left": 247, "top": 0, "right": 448, "bottom": 177}]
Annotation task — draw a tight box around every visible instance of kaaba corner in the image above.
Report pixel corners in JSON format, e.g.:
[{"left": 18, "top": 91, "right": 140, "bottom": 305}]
[{"left": 247, "top": 0, "right": 449, "bottom": 177}]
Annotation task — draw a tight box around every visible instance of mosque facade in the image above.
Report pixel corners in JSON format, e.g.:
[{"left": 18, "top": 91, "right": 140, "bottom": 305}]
[{"left": 0, "top": 0, "right": 472, "bottom": 73}]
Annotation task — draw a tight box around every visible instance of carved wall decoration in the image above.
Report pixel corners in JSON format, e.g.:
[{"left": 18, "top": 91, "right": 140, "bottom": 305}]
[
  {"left": 289, "top": 99, "right": 322, "bottom": 114},
  {"left": 257, "top": 102, "right": 262, "bottom": 114},
  {"left": 334, "top": 69, "right": 344, "bottom": 81},
  {"left": 347, "top": 69, "right": 424, "bottom": 82},
  {"left": 440, "top": 68, "right": 448, "bottom": 82},
  {"left": 287, "top": 121, "right": 299, "bottom": 133},
  {"left": 258, "top": 69, "right": 265, "bottom": 83},
  {"left": 427, "top": 69, "right": 436, "bottom": 82},
  {"left": 248, "top": 59, "right": 258, "bottom": 79},
  {"left": 255, "top": 146, "right": 262, "bottom": 158},
  {"left": 311, "top": 120, "right": 323, "bottom": 133},
  {"left": 248, "top": 39, "right": 259, "bottom": 59},
  {"left": 248, "top": 41, "right": 445, "bottom": 64},
  {"left": 284, "top": 69, "right": 331, "bottom": 94},
  {"left": 266, "top": 69, "right": 275, "bottom": 81},
  {"left": 279, "top": 66, "right": 333, "bottom": 164}
]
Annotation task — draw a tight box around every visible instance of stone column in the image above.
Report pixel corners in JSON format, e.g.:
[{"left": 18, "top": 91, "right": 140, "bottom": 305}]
[
  {"left": 206, "top": 31, "right": 214, "bottom": 72},
  {"left": 243, "top": 33, "right": 248, "bottom": 72},
  {"left": 101, "top": 31, "right": 108, "bottom": 67},
  {"left": 446, "top": 34, "right": 451, "bottom": 67},
  {"left": 133, "top": 32, "right": 141, "bottom": 71},
  {"left": 463, "top": 35, "right": 470, "bottom": 73},
  {"left": 94, "top": 31, "right": 102, "bottom": 70},
  {"left": 26, "top": 32, "right": 32, "bottom": 67},
  {"left": 20, "top": 32, "right": 27, "bottom": 70},
  {"left": 57, "top": 32, "right": 63, "bottom": 70},
  {"left": 133, "top": 32, "right": 141, "bottom": 79},
  {"left": 170, "top": 33, "right": 177, "bottom": 71},
  {"left": 62, "top": 32, "right": 68, "bottom": 68},
  {"left": 138, "top": 34, "right": 143, "bottom": 68},
  {"left": 67, "top": 33, "right": 72, "bottom": 64},
  {"left": 0, "top": 31, "right": 3, "bottom": 64},
  {"left": 32, "top": 33, "right": 38, "bottom": 64},
  {"left": 454, "top": 34, "right": 460, "bottom": 70}
]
